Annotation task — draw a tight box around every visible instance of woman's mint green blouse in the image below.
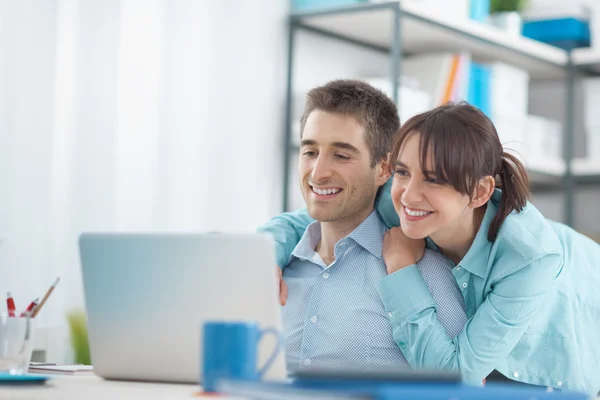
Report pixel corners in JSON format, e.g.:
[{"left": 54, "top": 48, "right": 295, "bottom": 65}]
[{"left": 258, "top": 180, "right": 600, "bottom": 396}]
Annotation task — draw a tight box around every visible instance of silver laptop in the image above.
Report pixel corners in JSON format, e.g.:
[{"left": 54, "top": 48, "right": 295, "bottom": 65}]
[{"left": 78, "top": 233, "right": 287, "bottom": 384}]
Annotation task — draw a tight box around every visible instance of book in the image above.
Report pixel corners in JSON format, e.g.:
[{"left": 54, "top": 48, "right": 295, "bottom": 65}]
[
  {"left": 28, "top": 362, "right": 94, "bottom": 375},
  {"left": 217, "top": 379, "right": 588, "bottom": 400}
]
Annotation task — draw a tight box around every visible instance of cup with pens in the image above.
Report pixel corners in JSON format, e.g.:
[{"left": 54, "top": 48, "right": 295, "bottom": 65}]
[{"left": 0, "top": 278, "right": 60, "bottom": 375}]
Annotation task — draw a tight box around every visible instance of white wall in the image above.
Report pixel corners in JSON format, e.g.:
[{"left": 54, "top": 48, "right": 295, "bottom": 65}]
[{"left": 0, "top": 0, "right": 288, "bottom": 362}]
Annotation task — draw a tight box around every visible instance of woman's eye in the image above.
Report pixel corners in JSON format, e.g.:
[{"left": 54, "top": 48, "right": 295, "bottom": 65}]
[
  {"left": 425, "top": 177, "right": 441, "bottom": 185},
  {"left": 394, "top": 169, "right": 408, "bottom": 177}
]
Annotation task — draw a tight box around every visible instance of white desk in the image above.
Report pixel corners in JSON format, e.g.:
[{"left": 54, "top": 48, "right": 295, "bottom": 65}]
[{"left": 0, "top": 375, "right": 244, "bottom": 400}]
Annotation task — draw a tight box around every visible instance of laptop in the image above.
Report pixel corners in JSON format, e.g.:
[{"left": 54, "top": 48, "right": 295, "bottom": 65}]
[{"left": 78, "top": 232, "right": 287, "bottom": 384}]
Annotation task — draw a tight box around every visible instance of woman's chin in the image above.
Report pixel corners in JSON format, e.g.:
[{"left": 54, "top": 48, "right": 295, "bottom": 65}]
[{"left": 400, "top": 225, "right": 428, "bottom": 240}]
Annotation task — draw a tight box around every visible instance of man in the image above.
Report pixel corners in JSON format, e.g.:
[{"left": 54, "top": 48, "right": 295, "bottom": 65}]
[{"left": 261, "top": 80, "right": 467, "bottom": 372}]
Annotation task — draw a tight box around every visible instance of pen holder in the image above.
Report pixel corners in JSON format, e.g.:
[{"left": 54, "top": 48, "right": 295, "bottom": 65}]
[{"left": 0, "top": 314, "right": 37, "bottom": 375}]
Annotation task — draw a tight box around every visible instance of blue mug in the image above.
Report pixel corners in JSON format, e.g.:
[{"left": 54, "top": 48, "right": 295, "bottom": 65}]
[{"left": 201, "top": 321, "right": 281, "bottom": 393}]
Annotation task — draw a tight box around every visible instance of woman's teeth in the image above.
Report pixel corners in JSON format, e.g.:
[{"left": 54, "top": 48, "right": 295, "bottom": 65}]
[
  {"left": 405, "top": 207, "right": 433, "bottom": 217},
  {"left": 312, "top": 187, "right": 341, "bottom": 195}
]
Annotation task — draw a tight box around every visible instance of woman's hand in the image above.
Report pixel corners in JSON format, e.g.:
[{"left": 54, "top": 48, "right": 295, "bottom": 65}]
[{"left": 383, "top": 227, "right": 426, "bottom": 274}]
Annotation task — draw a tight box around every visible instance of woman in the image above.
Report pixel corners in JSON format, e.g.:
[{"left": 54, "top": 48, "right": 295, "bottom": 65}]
[{"left": 260, "top": 103, "right": 600, "bottom": 395}]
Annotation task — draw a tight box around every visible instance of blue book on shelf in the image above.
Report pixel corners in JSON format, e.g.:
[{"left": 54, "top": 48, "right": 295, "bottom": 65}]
[
  {"left": 468, "top": 62, "right": 491, "bottom": 118},
  {"left": 470, "top": 0, "right": 490, "bottom": 22},
  {"left": 293, "top": 0, "right": 367, "bottom": 11},
  {"left": 523, "top": 18, "right": 590, "bottom": 50}
]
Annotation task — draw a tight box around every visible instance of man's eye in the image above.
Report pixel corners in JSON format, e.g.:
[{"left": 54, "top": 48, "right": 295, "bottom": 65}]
[
  {"left": 335, "top": 154, "right": 350, "bottom": 160},
  {"left": 302, "top": 151, "right": 316, "bottom": 157}
]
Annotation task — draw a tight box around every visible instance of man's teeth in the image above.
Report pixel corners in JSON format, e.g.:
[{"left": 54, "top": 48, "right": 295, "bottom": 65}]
[
  {"left": 405, "top": 207, "right": 432, "bottom": 217},
  {"left": 312, "top": 187, "right": 341, "bottom": 195}
]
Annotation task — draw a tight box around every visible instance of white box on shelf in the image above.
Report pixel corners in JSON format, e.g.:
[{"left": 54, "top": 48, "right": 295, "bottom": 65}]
[
  {"left": 573, "top": 157, "right": 600, "bottom": 175},
  {"left": 363, "top": 77, "right": 433, "bottom": 123},
  {"left": 590, "top": 2, "right": 600, "bottom": 50},
  {"left": 525, "top": 114, "right": 563, "bottom": 161},
  {"left": 489, "top": 63, "right": 530, "bottom": 120},
  {"left": 583, "top": 77, "right": 600, "bottom": 128},
  {"left": 522, "top": 0, "right": 591, "bottom": 20},
  {"left": 400, "top": 0, "right": 470, "bottom": 20},
  {"left": 399, "top": 86, "right": 432, "bottom": 122},
  {"left": 492, "top": 115, "right": 528, "bottom": 163},
  {"left": 584, "top": 127, "right": 600, "bottom": 160}
]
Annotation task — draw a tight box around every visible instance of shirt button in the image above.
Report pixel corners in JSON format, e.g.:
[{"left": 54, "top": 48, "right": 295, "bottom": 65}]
[
  {"left": 455, "top": 266, "right": 462, "bottom": 271},
  {"left": 310, "top": 316, "right": 318, "bottom": 323},
  {"left": 556, "top": 380, "right": 563, "bottom": 387},
  {"left": 398, "top": 342, "right": 406, "bottom": 350},
  {"left": 388, "top": 312, "right": 393, "bottom": 318},
  {"left": 322, "top": 273, "right": 330, "bottom": 279},
  {"left": 462, "top": 282, "right": 468, "bottom": 289},
  {"left": 513, "top": 372, "right": 519, "bottom": 378},
  {"left": 304, "top": 359, "right": 311, "bottom": 366}
]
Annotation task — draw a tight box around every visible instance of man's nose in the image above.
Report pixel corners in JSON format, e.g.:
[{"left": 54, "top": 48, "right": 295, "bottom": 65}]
[{"left": 311, "top": 155, "right": 333, "bottom": 182}]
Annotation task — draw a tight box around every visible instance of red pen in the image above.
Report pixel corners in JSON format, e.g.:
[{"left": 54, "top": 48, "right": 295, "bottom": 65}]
[
  {"left": 20, "top": 297, "right": 39, "bottom": 317},
  {"left": 6, "top": 292, "right": 16, "bottom": 317}
]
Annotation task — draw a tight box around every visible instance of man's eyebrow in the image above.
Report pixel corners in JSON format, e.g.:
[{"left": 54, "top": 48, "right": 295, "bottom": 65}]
[
  {"left": 300, "top": 140, "right": 360, "bottom": 154},
  {"left": 331, "top": 142, "right": 359, "bottom": 154}
]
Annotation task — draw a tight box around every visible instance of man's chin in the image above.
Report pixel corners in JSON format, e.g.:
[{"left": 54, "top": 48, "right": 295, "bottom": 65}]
[{"left": 307, "top": 207, "right": 340, "bottom": 223}]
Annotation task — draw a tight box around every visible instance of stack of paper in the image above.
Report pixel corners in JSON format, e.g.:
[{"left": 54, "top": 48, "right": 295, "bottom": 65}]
[{"left": 28, "top": 362, "right": 94, "bottom": 375}]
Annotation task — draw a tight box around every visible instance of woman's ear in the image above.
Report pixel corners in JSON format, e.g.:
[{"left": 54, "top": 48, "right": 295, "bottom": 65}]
[{"left": 469, "top": 176, "right": 495, "bottom": 208}]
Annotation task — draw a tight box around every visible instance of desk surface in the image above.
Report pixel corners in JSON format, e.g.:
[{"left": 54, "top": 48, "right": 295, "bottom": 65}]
[{"left": 0, "top": 375, "right": 244, "bottom": 400}]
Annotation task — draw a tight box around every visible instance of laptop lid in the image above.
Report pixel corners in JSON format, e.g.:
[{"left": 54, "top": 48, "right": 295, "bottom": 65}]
[{"left": 78, "top": 232, "right": 286, "bottom": 384}]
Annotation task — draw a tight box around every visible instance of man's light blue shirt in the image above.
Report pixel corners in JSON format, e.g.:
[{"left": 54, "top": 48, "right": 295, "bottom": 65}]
[{"left": 282, "top": 211, "right": 467, "bottom": 373}]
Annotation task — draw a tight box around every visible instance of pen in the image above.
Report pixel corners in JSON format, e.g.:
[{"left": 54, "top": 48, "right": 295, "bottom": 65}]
[
  {"left": 20, "top": 297, "right": 39, "bottom": 317},
  {"left": 32, "top": 277, "right": 60, "bottom": 318},
  {"left": 6, "top": 292, "right": 16, "bottom": 317}
]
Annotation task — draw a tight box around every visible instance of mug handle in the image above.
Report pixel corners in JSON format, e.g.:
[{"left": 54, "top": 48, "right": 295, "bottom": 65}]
[{"left": 256, "top": 327, "right": 281, "bottom": 378}]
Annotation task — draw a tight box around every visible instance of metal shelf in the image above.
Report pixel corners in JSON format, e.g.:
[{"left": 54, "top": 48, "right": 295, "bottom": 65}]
[
  {"left": 573, "top": 48, "right": 600, "bottom": 73},
  {"left": 282, "top": 1, "right": 591, "bottom": 227},
  {"left": 292, "top": 1, "right": 567, "bottom": 78}
]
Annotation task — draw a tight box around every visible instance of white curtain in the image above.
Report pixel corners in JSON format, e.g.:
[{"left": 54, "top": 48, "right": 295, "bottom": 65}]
[{"left": 0, "top": 0, "right": 286, "bottom": 361}]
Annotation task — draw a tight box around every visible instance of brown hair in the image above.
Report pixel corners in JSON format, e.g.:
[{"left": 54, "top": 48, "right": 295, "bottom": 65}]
[
  {"left": 300, "top": 79, "right": 400, "bottom": 167},
  {"left": 390, "top": 102, "right": 530, "bottom": 242}
]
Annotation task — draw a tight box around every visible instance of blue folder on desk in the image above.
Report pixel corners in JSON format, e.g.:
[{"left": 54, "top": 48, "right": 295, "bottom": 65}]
[{"left": 217, "top": 378, "right": 588, "bottom": 400}]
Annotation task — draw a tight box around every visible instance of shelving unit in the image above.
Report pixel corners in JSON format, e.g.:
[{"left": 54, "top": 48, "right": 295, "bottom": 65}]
[
  {"left": 573, "top": 48, "right": 600, "bottom": 73},
  {"left": 282, "top": 1, "right": 600, "bottom": 226}
]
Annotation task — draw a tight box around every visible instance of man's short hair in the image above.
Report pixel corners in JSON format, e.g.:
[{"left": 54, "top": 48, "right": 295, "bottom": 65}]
[{"left": 300, "top": 79, "right": 400, "bottom": 167}]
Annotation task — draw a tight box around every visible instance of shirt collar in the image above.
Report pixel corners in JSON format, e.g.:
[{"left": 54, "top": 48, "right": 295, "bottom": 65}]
[
  {"left": 290, "top": 221, "right": 322, "bottom": 263},
  {"left": 427, "top": 189, "right": 502, "bottom": 278},
  {"left": 347, "top": 210, "right": 386, "bottom": 259},
  {"left": 290, "top": 210, "right": 386, "bottom": 263}
]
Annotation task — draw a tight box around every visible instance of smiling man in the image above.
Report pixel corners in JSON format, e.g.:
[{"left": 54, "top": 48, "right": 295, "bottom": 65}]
[{"left": 267, "top": 80, "right": 469, "bottom": 373}]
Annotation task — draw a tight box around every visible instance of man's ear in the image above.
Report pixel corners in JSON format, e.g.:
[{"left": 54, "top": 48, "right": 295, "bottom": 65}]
[
  {"left": 469, "top": 176, "right": 495, "bottom": 208},
  {"left": 375, "top": 155, "right": 392, "bottom": 187}
]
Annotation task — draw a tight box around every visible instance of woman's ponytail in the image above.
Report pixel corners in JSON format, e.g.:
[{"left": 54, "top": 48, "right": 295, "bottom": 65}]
[{"left": 488, "top": 152, "right": 531, "bottom": 241}]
